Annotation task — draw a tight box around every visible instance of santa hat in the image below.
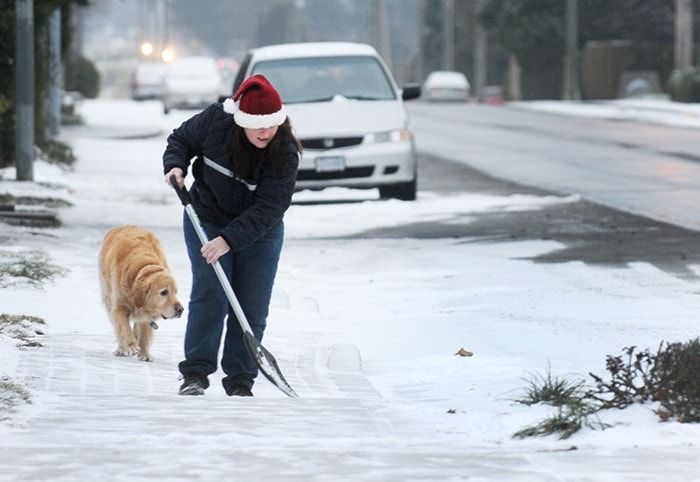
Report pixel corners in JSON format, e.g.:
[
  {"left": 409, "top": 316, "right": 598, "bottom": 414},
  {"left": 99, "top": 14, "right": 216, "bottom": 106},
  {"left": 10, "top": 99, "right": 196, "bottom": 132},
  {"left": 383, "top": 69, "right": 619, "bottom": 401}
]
[{"left": 223, "top": 74, "right": 286, "bottom": 128}]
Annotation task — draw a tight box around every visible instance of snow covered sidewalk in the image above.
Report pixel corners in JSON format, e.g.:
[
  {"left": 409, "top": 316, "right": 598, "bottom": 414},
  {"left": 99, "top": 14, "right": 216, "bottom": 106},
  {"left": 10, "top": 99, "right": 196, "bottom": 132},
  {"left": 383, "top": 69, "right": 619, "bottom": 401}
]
[
  {"left": 0, "top": 323, "right": 405, "bottom": 480},
  {"left": 512, "top": 97, "right": 700, "bottom": 130}
]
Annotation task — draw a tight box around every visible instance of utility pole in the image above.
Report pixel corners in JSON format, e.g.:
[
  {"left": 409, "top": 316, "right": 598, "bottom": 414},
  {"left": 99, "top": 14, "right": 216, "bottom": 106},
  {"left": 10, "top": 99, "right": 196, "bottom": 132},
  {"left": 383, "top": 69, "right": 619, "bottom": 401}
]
[
  {"left": 292, "top": 0, "right": 306, "bottom": 43},
  {"left": 375, "top": 0, "right": 392, "bottom": 73},
  {"left": 442, "top": 0, "right": 454, "bottom": 71},
  {"left": 506, "top": 54, "right": 521, "bottom": 101},
  {"left": 48, "top": 8, "right": 62, "bottom": 137},
  {"left": 473, "top": 0, "right": 487, "bottom": 101},
  {"left": 675, "top": 0, "right": 693, "bottom": 70},
  {"left": 562, "top": 0, "right": 579, "bottom": 100},
  {"left": 416, "top": 0, "right": 424, "bottom": 82},
  {"left": 15, "top": 0, "right": 34, "bottom": 181}
]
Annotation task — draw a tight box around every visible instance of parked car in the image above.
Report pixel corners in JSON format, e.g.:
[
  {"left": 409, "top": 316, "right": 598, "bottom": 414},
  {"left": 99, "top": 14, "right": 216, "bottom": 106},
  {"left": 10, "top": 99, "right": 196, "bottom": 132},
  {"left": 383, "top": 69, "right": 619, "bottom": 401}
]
[
  {"left": 422, "top": 71, "right": 470, "bottom": 102},
  {"left": 232, "top": 42, "right": 421, "bottom": 200},
  {"left": 216, "top": 57, "right": 240, "bottom": 98},
  {"left": 130, "top": 61, "right": 166, "bottom": 101},
  {"left": 163, "top": 56, "right": 222, "bottom": 114}
]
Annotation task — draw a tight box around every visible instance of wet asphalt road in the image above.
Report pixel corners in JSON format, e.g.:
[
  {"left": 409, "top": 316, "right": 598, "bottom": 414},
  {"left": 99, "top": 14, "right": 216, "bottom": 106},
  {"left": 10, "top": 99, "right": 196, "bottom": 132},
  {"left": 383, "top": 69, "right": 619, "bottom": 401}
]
[{"left": 356, "top": 153, "right": 700, "bottom": 283}]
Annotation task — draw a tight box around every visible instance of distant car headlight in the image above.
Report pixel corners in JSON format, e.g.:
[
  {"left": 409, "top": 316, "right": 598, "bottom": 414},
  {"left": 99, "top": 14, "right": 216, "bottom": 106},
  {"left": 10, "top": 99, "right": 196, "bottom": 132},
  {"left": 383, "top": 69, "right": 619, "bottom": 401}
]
[{"left": 364, "top": 128, "right": 412, "bottom": 144}]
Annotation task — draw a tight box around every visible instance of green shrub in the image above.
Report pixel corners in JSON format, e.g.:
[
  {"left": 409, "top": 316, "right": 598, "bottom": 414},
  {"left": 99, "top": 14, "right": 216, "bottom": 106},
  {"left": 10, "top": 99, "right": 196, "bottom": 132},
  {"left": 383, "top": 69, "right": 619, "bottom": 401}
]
[
  {"left": 587, "top": 340, "right": 700, "bottom": 422},
  {"left": 37, "top": 138, "right": 76, "bottom": 168},
  {"left": 67, "top": 56, "right": 100, "bottom": 99},
  {"left": 654, "top": 339, "right": 700, "bottom": 422},
  {"left": 587, "top": 344, "right": 660, "bottom": 409},
  {"left": 516, "top": 339, "right": 700, "bottom": 440},
  {"left": 668, "top": 68, "right": 700, "bottom": 103}
]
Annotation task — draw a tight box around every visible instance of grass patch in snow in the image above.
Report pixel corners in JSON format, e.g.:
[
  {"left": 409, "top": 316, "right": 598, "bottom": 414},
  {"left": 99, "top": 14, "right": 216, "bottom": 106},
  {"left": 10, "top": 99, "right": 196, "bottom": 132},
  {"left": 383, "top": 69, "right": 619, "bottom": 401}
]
[
  {"left": 0, "top": 314, "right": 44, "bottom": 422},
  {"left": 0, "top": 192, "right": 72, "bottom": 209},
  {"left": 0, "top": 313, "right": 46, "bottom": 347},
  {"left": 513, "top": 368, "right": 606, "bottom": 440},
  {"left": 0, "top": 249, "right": 66, "bottom": 289},
  {"left": 0, "top": 377, "right": 31, "bottom": 421}
]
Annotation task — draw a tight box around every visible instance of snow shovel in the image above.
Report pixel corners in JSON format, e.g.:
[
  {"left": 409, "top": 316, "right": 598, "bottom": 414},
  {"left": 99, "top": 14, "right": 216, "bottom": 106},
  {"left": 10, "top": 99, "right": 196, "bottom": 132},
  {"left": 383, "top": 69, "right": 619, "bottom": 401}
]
[{"left": 170, "top": 175, "right": 299, "bottom": 398}]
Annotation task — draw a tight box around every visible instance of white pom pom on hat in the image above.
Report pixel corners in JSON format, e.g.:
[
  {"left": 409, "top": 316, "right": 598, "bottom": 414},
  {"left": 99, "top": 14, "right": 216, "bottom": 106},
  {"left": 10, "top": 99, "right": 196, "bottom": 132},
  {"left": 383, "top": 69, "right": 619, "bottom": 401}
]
[{"left": 223, "top": 74, "right": 286, "bottom": 129}]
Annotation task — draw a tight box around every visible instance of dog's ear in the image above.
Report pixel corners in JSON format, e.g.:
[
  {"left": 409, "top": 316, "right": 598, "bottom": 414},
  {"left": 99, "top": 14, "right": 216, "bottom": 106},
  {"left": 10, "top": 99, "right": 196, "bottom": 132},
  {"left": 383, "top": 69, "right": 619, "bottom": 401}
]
[
  {"left": 132, "top": 279, "right": 147, "bottom": 309},
  {"left": 132, "top": 271, "right": 153, "bottom": 309}
]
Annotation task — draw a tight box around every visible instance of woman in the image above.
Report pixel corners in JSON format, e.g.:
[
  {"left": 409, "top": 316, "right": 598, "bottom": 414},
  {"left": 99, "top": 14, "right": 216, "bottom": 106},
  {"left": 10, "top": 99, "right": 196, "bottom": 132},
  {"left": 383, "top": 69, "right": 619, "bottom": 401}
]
[{"left": 163, "top": 74, "right": 301, "bottom": 396}]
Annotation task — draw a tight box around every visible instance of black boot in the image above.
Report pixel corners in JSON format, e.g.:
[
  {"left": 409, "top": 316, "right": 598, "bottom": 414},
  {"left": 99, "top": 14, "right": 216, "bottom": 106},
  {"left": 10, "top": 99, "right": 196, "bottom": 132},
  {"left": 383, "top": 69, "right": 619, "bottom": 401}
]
[
  {"left": 179, "top": 372, "right": 209, "bottom": 396},
  {"left": 225, "top": 384, "right": 253, "bottom": 397}
]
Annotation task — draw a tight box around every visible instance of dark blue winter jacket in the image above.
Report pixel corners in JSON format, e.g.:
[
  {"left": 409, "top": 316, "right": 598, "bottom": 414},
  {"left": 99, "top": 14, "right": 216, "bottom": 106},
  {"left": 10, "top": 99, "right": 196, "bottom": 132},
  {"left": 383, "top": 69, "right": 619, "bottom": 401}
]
[{"left": 163, "top": 103, "right": 299, "bottom": 252}]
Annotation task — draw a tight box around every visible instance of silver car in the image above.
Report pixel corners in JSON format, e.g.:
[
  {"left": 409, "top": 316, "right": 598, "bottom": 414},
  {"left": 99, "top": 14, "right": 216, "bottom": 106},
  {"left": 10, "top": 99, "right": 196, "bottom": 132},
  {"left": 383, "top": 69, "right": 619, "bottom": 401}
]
[
  {"left": 422, "top": 71, "right": 471, "bottom": 102},
  {"left": 232, "top": 42, "right": 421, "bottom": 200},
  {"left": 131, "top": 61, "right": 166, "bottom": 101},
  {"left": 163, "top": 56, "right": 223, "bottom": 114}
]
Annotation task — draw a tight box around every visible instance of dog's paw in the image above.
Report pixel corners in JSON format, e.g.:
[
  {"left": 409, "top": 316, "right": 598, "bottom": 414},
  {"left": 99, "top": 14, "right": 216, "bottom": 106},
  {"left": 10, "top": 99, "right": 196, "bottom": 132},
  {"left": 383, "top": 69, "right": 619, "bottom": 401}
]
[
  {"left": 138, "top": 351, "right": 153, "bottom": 362},
  {"left": 114, "top": 345, "right": 138, "bottom": 357}
]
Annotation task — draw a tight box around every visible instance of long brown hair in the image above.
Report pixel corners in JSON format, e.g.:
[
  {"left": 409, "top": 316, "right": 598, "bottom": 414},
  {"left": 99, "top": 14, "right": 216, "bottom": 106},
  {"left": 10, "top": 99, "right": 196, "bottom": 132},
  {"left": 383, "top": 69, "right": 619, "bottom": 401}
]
[{"left": 228, "top": 117, "right": 302, "bottom": 182}]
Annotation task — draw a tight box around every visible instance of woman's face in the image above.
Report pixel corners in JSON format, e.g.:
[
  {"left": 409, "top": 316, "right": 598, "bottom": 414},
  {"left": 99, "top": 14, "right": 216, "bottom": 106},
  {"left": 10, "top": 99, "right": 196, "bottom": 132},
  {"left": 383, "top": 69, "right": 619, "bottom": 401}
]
[{"left": 244, "top": 126, "right": 279, "bottom": 149}]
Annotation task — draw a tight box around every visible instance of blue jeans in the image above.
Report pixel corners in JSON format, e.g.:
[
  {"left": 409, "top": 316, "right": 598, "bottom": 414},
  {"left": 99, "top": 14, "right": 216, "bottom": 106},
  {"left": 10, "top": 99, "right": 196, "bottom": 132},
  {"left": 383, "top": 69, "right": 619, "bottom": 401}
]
[{"left": 178, "top": 211, "right": 284, "bottom": 391}]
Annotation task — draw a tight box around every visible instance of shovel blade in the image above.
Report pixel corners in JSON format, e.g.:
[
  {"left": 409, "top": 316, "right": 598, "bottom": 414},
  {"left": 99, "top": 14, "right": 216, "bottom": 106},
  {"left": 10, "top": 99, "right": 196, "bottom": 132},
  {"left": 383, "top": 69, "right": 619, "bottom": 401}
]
[{"left": 244, "top": 332, "right": 299, "bottom": 398}]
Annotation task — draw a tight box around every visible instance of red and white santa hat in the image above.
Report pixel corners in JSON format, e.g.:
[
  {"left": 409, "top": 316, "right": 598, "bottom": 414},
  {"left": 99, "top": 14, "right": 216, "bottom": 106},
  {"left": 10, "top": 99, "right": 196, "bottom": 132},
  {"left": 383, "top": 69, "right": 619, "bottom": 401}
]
[{"left": 223, "top": 74, "right": 286, "bottom": 129}]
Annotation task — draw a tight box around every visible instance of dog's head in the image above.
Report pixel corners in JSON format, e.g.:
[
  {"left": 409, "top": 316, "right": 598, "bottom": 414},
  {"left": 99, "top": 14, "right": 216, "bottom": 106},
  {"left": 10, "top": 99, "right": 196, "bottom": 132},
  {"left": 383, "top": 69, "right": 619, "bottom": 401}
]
[{"left": 133, "top": 267, "right": 184, "bottom": 320}]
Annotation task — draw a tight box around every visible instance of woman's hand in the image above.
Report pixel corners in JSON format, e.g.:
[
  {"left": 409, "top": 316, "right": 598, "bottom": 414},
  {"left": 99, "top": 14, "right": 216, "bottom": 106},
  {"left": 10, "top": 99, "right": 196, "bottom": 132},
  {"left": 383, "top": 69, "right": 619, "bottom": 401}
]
[
  {"left": 201, "top": 236, "right": 231, "bottom": 264},
  {"left": 165, "top": 167, "right": 184, "bottom": 188}
]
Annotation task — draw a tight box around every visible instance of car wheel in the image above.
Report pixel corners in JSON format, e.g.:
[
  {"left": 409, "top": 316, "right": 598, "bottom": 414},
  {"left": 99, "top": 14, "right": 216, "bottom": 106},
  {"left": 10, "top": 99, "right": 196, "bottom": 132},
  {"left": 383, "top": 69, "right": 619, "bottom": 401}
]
[{"left": 379, "top": 179, "right": 417, "bottom": 201}]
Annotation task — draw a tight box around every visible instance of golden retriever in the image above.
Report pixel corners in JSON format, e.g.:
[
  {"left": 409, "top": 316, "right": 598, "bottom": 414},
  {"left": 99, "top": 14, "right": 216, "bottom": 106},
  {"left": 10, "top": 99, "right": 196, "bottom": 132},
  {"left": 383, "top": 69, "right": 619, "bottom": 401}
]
[{"left": 98, "top": 225, "right": 184, "bottom": 361}]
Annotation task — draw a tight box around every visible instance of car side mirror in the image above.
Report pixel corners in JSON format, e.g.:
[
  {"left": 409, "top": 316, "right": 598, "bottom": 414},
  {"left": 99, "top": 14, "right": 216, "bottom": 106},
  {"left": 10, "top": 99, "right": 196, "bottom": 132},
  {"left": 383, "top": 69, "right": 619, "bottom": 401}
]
[{"left": 401, "top": 83, "right": 421, "bottom": 101}]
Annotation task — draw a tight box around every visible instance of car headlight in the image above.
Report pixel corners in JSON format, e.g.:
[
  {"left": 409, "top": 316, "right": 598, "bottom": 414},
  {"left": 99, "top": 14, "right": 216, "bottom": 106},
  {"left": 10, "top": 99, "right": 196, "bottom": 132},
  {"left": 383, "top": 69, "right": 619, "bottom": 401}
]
[{"left": 364, "top": 128, "right": 412, "bottom": 144}]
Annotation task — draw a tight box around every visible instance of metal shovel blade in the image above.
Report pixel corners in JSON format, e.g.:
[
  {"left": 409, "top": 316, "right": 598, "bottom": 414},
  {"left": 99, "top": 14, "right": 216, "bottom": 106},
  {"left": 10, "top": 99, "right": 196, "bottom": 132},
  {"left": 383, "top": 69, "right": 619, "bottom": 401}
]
[{"left": 244, "top": 332, "right": 299, "bottom": 398}]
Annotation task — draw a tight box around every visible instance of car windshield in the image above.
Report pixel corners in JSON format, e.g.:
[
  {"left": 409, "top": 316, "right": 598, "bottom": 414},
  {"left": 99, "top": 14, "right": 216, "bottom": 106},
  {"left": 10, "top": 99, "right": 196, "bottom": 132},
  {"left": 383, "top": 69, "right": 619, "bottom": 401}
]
[
  {"left": 168, "top": 57, "right": 219, "bottom": 78},
  {"left": 250, "top": 55, "right": 396, "bottom": 104}
]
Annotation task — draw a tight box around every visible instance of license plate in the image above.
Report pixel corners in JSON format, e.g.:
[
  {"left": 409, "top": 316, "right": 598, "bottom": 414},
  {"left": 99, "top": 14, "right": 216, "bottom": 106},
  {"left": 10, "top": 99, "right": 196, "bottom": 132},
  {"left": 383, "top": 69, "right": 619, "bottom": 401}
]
[{"left": 315, "top": 156, "right": 345, "bottom": 172}]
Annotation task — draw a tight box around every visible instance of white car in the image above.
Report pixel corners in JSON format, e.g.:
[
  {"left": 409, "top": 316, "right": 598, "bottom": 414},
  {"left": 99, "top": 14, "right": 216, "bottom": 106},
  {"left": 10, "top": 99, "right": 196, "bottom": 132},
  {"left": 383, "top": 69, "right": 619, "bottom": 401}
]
[
  {"left": 232, "top": 42, "right": 421, "bottom": 200},
  {"left": 163, "top": 56, "right": 222, "bottom": 114},
  {"left": 131, "top": 61, "right": 166, "bottom": 101},
  {"left": 422, "top": 71, "right": 470, "bottom": 102}
]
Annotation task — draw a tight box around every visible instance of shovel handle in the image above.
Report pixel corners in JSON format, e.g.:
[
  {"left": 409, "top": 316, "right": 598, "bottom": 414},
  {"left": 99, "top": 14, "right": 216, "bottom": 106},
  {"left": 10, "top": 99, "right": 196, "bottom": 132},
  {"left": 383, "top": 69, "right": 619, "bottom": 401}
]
[{"left": 169, "top": 174, "right": 191, "bottom": 206}]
